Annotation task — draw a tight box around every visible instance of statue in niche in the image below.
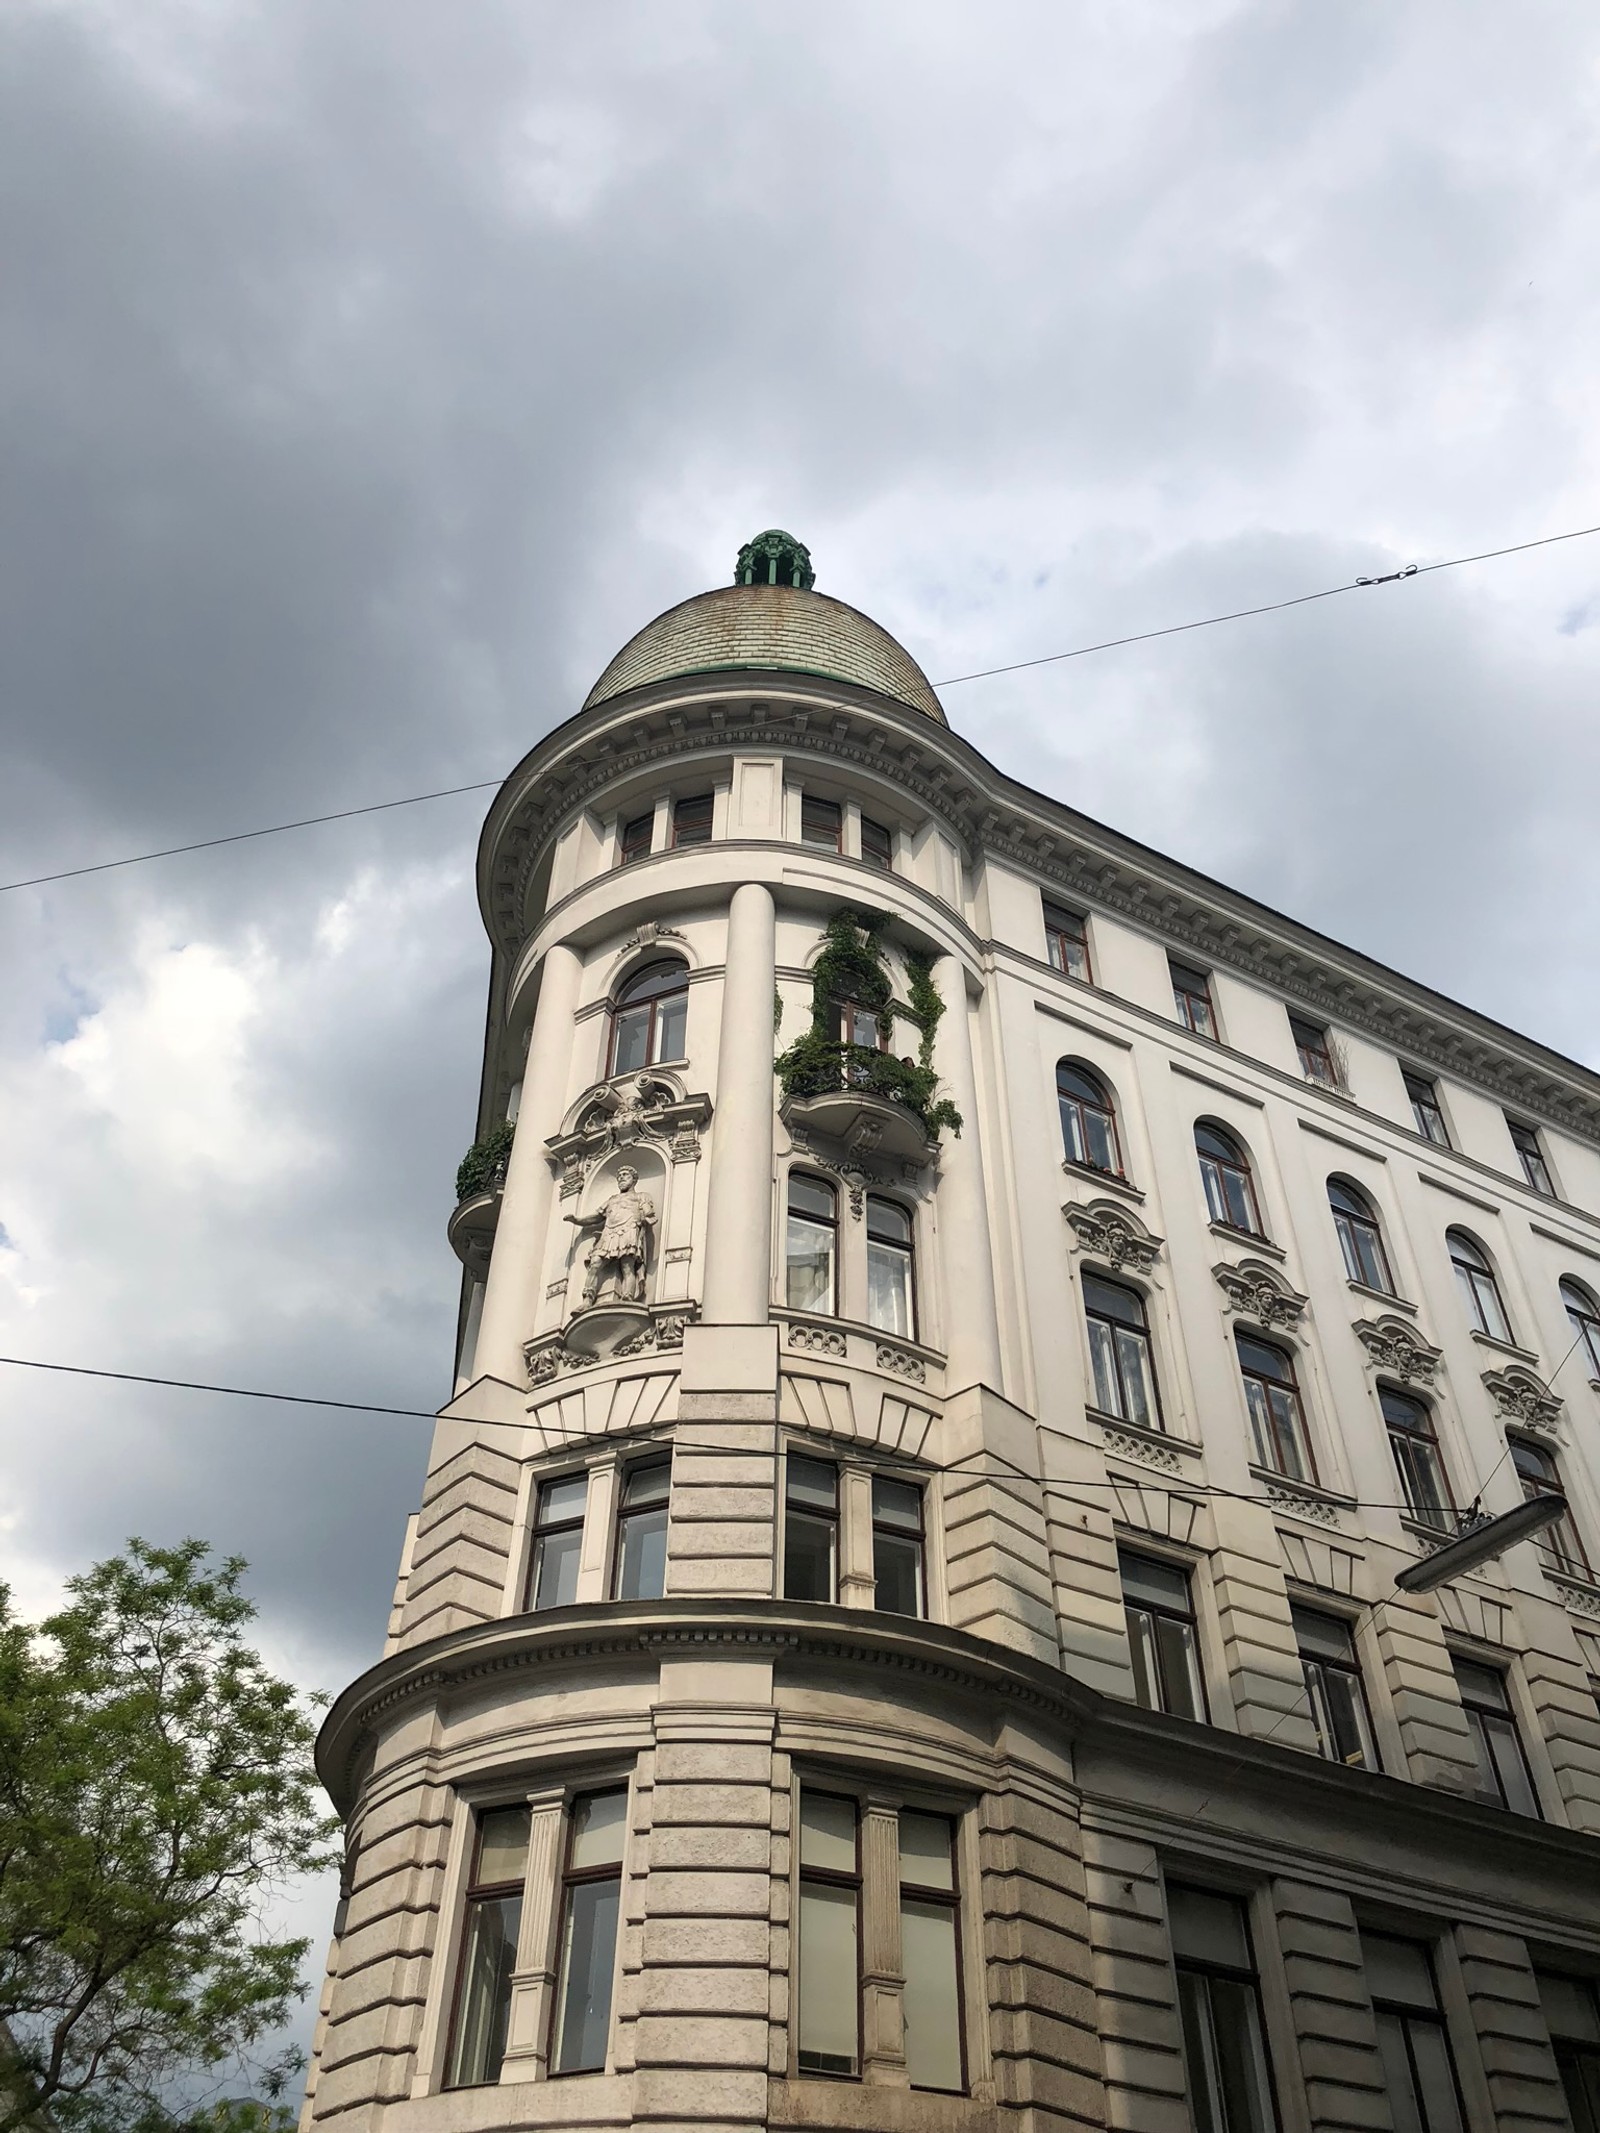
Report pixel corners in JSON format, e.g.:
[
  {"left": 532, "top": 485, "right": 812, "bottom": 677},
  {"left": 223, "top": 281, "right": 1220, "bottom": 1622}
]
[{"left": 570, "top": 1163, "right": 657, "bottom": 1307}]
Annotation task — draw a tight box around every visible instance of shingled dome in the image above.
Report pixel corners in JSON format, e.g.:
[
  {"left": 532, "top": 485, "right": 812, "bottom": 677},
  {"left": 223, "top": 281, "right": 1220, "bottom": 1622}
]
[{"left": 583, "top": 536, "right": 946, "bottom": 723}]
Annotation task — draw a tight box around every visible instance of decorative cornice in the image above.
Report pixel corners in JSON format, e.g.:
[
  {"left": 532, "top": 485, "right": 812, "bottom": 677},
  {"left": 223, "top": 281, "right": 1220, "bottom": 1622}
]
[
  {"left": 1063, "top": 1199, "right": 1164, "bottom": 1275},
  {"left": 1354, "top": 1315, "right": 1443, "bottom": 1386},
  {"left": 1481, "top": 1367, "right": 1564, "bottom": 1434},
  {"left": 1212, "top": 1258, "right": 1308, "bottom": 1331}
]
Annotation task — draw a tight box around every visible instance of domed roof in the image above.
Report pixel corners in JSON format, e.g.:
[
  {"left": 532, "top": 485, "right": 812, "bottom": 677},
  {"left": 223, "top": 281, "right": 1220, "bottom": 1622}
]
[{"left": 582, "top": 534, "right": 946, "bottom": 723}]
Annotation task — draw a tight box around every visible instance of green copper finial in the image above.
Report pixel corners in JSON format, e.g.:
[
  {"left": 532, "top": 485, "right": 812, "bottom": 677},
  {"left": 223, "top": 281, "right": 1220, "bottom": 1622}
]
[{"left": 735, "top": 529, "right": 815, "bottom": 591}]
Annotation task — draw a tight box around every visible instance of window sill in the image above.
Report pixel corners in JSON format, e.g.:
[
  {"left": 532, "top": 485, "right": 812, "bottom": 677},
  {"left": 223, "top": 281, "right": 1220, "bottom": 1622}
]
[
  {"left": 1399, "top": 1515, "right": 1459, "bottom": 1549},
  {"left": 1094, "top": 1412, "right": 1201, "bottom": 1459},
  {"left": 1469, "top": 1328, "right": 1541, "bottom": 1366},
  {"left": 1208, "top": 1221, "right": 1285, "bottom": 1261},
  {"left": 1247, "top": 1465, "right": 1355, "bottom": 1516},
  {"left": 1347, "top": 1279, "right": 1413, "bottom": 1312},
  {"left": 1062, "top": 1159, "right": 1143, "bottom": 1202}
]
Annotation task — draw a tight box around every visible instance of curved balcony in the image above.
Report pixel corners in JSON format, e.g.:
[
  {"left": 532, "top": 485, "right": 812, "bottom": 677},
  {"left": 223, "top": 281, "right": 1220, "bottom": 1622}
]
[{"left": 777, "top": 1040, "right": 947, "bottom": 1164}]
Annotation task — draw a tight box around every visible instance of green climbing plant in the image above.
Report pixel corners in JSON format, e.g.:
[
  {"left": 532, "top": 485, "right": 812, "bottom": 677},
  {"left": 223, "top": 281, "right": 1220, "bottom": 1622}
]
[
  {"left": 455, "top": 1119, "right": 515, "bottom": 1202},
  {"left": 774, "top": 910, "right": 962, "bottom": 1139}
]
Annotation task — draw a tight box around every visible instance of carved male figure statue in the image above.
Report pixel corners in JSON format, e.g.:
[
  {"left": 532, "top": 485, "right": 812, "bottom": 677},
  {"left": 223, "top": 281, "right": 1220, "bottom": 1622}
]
[{"left": 578, "top": 1164, "right": 656, "bottom": 1306}]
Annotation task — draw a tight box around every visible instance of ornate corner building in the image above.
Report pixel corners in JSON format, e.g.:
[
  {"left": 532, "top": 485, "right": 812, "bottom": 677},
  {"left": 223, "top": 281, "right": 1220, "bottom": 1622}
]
[{"left": 304, "top": 534, "right": 1600, "bottom": 2133}]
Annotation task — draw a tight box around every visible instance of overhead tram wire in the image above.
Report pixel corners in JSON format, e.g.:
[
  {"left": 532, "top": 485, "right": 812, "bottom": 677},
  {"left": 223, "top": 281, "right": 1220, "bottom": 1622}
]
[
  {"left": 0, "top": 1351, "right": 1484, "bottom": 1523},
  {"left": 4, "top": 518, "right": 1598, "bottom": 899}
]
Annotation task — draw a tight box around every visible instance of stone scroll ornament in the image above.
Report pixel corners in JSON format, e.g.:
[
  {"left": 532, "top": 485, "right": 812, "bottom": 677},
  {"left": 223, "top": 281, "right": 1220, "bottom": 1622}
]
[
  {"left": 566, "top": 1165, "right": 657, "bottom": 1307},
  {"left": 1351, "top": 1316, "right": 1442, "bottom": 1386},
  {"left": 1062, "top": 1200, "right": 1163, "bottom": 1275},
  {"left": 1211, "top": 1259, "right": 1307, "bottom": 1330}
]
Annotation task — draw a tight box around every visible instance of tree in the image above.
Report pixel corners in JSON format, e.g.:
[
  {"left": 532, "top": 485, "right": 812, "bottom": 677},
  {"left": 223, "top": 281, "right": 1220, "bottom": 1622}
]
[{"left": 0, "top": 1540, "right": 338, "bottom": 2133}]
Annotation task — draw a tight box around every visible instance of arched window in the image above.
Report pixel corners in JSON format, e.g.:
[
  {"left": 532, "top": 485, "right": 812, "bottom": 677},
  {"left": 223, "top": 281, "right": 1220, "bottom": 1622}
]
[
  {"left": 1509, "top": 1437, "right": 1591, "bottom": 1581},
  {"left": 866, "top": 1197, "right": 915, "bottom": 1338},
  {"left": 1235, "top": 1333, "right": 1316, "bottom": 1483},
  {"left": 608, "top": 959, "right": 688, "bottom": 1075},
  {"left": 786, "top": 1174, "right": 837, "bottom": 1316},
  {"left": 1382, "top": 1387, "right": 1453, "bottom": 1531},
  {"left": 1057, "top": 1063, "right": 1122, "bottom": 1177},
  {"left": 1328, "top": 1179, "right": 1394, "bottom": 1294},
  {"left": 1561, "top": 1279, "right": 1600, "bottom": 1382},
  {"left": 1447, "top": 1230, "right": 1512, "bottom": 1344},
  {"left": 1083, "top": 1274, "right": 1161, "bottom": 1430},
  {"left": 1196, "top": 1123, "right": 1262, "bottom": 1236}
]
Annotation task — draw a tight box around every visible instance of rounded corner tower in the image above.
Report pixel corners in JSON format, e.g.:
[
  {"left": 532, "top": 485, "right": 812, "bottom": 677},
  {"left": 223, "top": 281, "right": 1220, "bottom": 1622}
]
[{"left": 303, "top": 536, "right": 1600, "bottom": 2133}]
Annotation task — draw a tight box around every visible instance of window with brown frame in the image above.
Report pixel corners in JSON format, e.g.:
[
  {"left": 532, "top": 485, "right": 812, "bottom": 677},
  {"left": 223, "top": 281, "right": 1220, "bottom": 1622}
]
[
  {"left": 1119, "top": 1549, "right": 1207, "bottom": 1720},
  {"left": 1236, "top": 1333, "right": 1317, "bottom": 1484},
  {"left": 865, "top": 1197, "right": 916, "bottom": 1339},
  {"left": 1328, "top": 1178, "right": 1394, "bottom": 1294},
  {"left": 1508, "top": 1116, "right": 1557, "bottom": 1197},
  {"left": 618, "top": 811, "right": 654, "bottom": 866},
  {"left": 860, "top": 815, "right": 894, "bottom": 870},
  {"left": 550, "top": 1791, "right": 628, "bottom": 2073},
  {"left": 1562, "top": 1279, "right": 1600, "bottom": 1382},
  {"left": 1447, "top": 1229, "right": 1513, "bottom": 1343},
  {"left": 1382, "top": 1387, "right": 1454, "bottom": 1532},
  {"left": 1290, "top": 1015, "right": 1338, "bottom": 1087},
  {"left": 1293, "top": 1607, "right": 1379, "bottom": 1770},
  {"left": 786, "top": 1173, "right": 838, "bottom": 1316},
  {"left": 1057, "top": 1061, "right": 1122, "bottom": 1176},
  {"left": 444, "top": 1805, "right": 531, "bottom": 2088},
  {"left": 1404, "top": 1070, "right": 1451, "bottom": 1146},
  {"left": 837, "top": 999, "right": 888, "bottom": 1051},
  {"left": 608, "top": 958, "right": 689, "bottom": 1075},
  {"left": 1170, "top": 960, "right": 1217, "bottom": 1039},
  {"left": 1510, "top": 1437, "right": 1591, "bottom": 1581},
  {"left": 1083, "top": 1273, "right": 1162, "bottom": 1431},
  {"left": 1361, "top": 1932, "right": 1467, "bottom": 2133},
  {"left": 1043, "top": 901, "right": 1091, "bottom": 983},
  {"left": 670, "top": 792, "right": 713, "bottom": 847},
  {"left": 801, "top": 795, "right": 843, "bottom": 851},
  {"left": 1170, "top": 1885, "right": 1280, "bottom": 2133},
  {"left": 1450, "top": 1657, "right": 1540, "bottom": 1815},
  {"left": 1196, "top": 1122, "right": 1263, "bottom": 1236}
]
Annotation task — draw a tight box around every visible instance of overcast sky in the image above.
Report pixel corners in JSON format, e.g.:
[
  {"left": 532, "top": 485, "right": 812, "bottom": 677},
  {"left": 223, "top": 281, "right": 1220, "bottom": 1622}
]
[{"left": 4, "top": 0, "right": 1600, "bottom": 2066}]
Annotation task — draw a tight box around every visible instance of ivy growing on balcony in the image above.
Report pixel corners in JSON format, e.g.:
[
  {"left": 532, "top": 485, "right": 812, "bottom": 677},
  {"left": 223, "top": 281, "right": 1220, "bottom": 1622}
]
[
  {"left": 775, "top": 910, "right": 962, "bottom": 1140},
  {"left": 455, "top": 1119, "right": 515, "bottom": 1202}
]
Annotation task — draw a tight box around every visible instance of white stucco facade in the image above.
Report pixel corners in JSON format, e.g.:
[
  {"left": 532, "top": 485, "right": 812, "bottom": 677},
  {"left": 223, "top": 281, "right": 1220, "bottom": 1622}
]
[{"left": 304, "top": 538, "right": 1600, "bottom": 2133}]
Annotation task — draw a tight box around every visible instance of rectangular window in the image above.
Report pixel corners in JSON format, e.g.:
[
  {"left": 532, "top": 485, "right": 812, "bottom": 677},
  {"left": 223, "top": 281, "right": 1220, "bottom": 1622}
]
[
  {"left": 526, "top": 1474, "right": 587, "bottom": 1610},
  {"left": 860, "top": 815, "right": 894, "bottom": 870},
  {"left": 1168, "top": 1885, "right": 1278, "bottom": 2133},
  {"left": 801, "top": 795, "right": 844, "bottom": 851},
  {"left": 838, "top": 1000, "right": 887, "bottom": 1051},
  {"left": 1362, "top": 1932, "right": 1466, "bottom": 2133},
  {"left": 551, "top": 1790, "right": 627, "bottom": 2075},
  {"left": 612, "top": 1459, "right": 670, "bottom": 1600},
  {"left": 1290, "top": 1015, "right": 1338, "bottom": 1087},
  {"left": 618, "top": 811, "right": 654, "bottom": 866},
  {"left": 784, "top": 1454, "right": 839, "bottom": 1603},
  {"left": 1083, "top": 1272, "right": 1162, "bottom": 1431},
  {"left": 1405, "top": 1071, "right": 1451, "bottom": 1146},
  {"left": 1510, "top": 1437, "right": 1591, "bottom": 1580},
  {"left": 1171, "top": 961, "right": 1217, "bottom": 1040},
  {"left": 445, "top": 1805, "right": 531, "bottom": 2089},
  {"left": 786, "top": 1172, "right": 838, "bottom": 1314},
  {"left": 865, "top": 1197, "right": 915, "bottom": 1339},
  {"left": 1508, "top": 1117, "right": 1556, "bottom": 1197},
  {"left": 1291, "top": 1605, "right": 1378, "bottom": 1770},
  {"left": 1451, "top": 1657, "right": 1540, "bottom": 1815},
  {"left": 1536, "top": 1972, "right": 1600, "bottom": 2133},
  {"left": 1044, "top": 901, "right": 1090, "bottom": 983},
  {"left": 1381, "top": 1389, "right": 1454, "bottom": 1533},
  {"left": 670, "top": 792, "right": 714, "bottom": 847},
  {"left": 872, "top": 1477, "right": 925, "bottom": 1618},
  {"left": 1119, "top": 1549, "right": 1207, "bottom": 1721},
  {"left": 1236, "top": 1333, "right": 1317, "bottom": 1485},
  {"left": 898, "top": 1811, "right": 963, "bottom": 2091},
  {"left": 797, "top": 1793, "right": 860, "bottom": 2077}
]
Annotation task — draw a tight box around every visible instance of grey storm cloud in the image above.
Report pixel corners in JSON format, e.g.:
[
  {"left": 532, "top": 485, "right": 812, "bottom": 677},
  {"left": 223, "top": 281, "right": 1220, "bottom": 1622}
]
[{"left": 4, "top": 0, "right": 1600, "bottom": 2061}]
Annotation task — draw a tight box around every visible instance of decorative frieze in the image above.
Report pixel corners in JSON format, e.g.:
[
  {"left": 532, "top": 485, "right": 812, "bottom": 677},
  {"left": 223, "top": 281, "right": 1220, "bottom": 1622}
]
[
  {"left": 1212, "top": 1259, "right": 1308, "bottom": 1331},
  {"left": 1260, "top": 1479, "right": 1340, "bottom": 1528},
  {"left": 1353, "top": 1315, "right": 1442, "bottom": 1386},
  {"left": 1102, "top": 1427, "right": 1182, "bottom": 1474},
  {"left": 787, "top": 1323, "right": 846, "bottom": 1357},
  {"left": 1062, "top": 1198, "right": 1163, "bottom": 1275},
  {"left": 875, "top": 1342, "right": 926, "bottom": 1384}
]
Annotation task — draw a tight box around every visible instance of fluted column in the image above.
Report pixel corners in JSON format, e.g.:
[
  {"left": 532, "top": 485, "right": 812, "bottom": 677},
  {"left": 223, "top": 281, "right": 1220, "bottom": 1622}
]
[
  {"left": 702, "top": 883, "right": 777, "bottom": 1324},
  {"left": 473, "top": 941, "right": 584, "bottom": 1385},
  {"left": 931, "top": 953, "right": 1004, "bottom": 1394}
]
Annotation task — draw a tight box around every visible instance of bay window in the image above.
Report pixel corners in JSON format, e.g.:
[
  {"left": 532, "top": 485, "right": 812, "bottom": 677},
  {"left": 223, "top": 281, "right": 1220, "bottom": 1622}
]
[
  {"left": 784, "top": 1454, "right": 839, "bottom": 1603},
  {"left": 445, "top": 1805, "right": 530, "bottom": 2089},
  {"left": 551, "top": 1791, "right": 628, "bottom": 2074},
  {"left": 526, "top": 1474, "right": 587, "bottom": 1611},
  {"left": 872, "top": 1477, "right": 925, "bottom": 1617},
  {"left": 796, "top": 1793, "right": 860, "bottom": 2076},
  {"left": 611, "top": 1459, "right": 670, "bottom": 1600},
  {"left": 786, "top": 1173, "right": 838, "bottom": 1314}
]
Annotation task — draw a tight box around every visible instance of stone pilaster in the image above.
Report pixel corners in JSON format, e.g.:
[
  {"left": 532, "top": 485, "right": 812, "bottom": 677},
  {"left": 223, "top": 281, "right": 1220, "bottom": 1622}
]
[
  {"left": 859, "top": 1796, "right": 908, "bottom": 2084},
  {"left": 497, "top": 1784, "right": 569, "bottom": 2082},
  {"left": 1452, "top": 1923, "right": 1572, "bottom": 2133},
  {"left": 1081, "top": 1823, "right": 1189, "bottom": 2133},
  {"left": 1371, "top": 1588, "right": 1479, "bottom": 1793},
  {"left": 702, "top": 882, "right": 776, "bottom": 1327},
  {"left": 1268, "top": 1878, "right": 1390, "bottom": 2132},
  {"left": 1208, "top": 1499, "right": 1320, "bottom": 1752},
  {"left": 931, "top": 952, "right": 1006, "bottom": 1396},
  {"left": 474, "top": 939, "right": 583, "bottom": 1386},
  {"left": 394, "top": 1439, "right": 520, "bottom": 1650}
]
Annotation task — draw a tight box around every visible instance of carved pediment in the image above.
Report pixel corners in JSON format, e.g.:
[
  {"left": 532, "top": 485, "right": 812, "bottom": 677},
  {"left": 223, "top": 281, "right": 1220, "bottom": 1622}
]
[
  {"left": 1063, "top": 1199, "right": 1164, "bottom": 1276},
  {"left": 1353, "top": 1315, "right": 1442, "bottom": 1386},
  {"left": 1481, "top": 1366, "right": 1563, "bottom": 1435},
  {"left": 1212, "top": 1258, "right": 1307, "bottom": 1331},
  {"left": 548, "top": 1072, "right": 712, "bottom": 1198}
]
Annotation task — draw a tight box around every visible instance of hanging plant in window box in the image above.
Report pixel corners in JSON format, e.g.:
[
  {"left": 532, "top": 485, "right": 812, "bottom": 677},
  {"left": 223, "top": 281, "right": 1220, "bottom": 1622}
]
[{"left": 775, "top": 910, "right": 962, "bottom": 1140}]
